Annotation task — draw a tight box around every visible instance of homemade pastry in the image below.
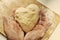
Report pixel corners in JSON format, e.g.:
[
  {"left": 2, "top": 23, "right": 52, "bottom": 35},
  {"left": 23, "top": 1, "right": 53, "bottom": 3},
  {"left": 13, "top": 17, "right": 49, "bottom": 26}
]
[{"left": 14, "top": 4, "right": 40, "bottom": 32}]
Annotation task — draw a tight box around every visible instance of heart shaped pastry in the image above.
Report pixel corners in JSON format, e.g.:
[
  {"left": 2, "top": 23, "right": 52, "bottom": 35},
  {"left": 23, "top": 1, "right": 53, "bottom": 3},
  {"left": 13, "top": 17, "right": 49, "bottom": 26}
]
[{"left": 14, "top": 4, "right": 40, "bottom": 32}]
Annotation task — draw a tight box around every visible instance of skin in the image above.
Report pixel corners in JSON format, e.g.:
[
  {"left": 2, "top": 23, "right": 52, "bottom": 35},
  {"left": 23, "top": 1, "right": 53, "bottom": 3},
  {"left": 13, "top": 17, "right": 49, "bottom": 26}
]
[
  {"left": 3, "top": 17, "right": 24, "bottom": 40},
  {"left": 3, "top": 9, "right": 51, "bottom": 40}
]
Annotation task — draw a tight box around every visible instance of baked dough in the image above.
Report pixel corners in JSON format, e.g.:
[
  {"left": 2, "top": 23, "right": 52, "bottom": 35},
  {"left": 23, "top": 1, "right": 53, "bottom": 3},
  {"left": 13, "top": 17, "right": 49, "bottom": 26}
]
[{"left": 14, "top": 4, "right": 39, "bottom": 32}]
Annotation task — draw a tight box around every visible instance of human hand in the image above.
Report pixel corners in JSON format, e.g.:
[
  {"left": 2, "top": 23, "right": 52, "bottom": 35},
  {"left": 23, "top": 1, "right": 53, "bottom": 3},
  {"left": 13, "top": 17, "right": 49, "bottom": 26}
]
[{"left": 3, "top": 17, "right": 24, "bottom": 40}]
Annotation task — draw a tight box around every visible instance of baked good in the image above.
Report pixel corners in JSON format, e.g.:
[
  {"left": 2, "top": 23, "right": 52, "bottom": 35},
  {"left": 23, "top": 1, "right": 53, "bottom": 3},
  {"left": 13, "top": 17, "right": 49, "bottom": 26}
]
[{"left": 14, "top": 4, "right": 39, "bottom": 32}]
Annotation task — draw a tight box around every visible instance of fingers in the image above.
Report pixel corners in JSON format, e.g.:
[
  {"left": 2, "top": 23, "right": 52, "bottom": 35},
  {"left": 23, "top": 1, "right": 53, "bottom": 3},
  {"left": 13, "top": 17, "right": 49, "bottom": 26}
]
[
  {"left": 24, "top": 30, "right": 44, "bottom": 40},
  {"left": 3, "top": 17, "right": 10, "bottom": 33},
  {"left": 33, "top": 9, "right": 51, "bottom": 30},
  {"left": 3, "top": 17, "right": 24, "bottom": 40},
  {"left": 3, "top": 17, "right": 8, "bottom": 28},
  {"left": 33, "top": 22, "right": 51, "bottom": 32},
  {"left": 39, "top": 9, "right": 51, "bottom": 29}
]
